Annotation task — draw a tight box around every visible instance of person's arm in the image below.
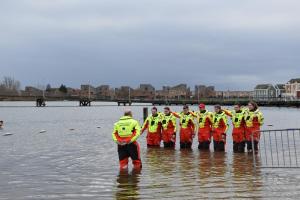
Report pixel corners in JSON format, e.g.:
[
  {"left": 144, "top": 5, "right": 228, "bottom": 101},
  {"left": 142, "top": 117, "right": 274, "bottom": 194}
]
[
  {"left": 130, "top": 120, "right": 141, "bottom": 143},
  {"left": 258, "top": 112, "right": 264, "bottom": 126},
  {"left": 223, "top": 109, "right": 232, "bottom": 117},
  {"left": 112, "top": 123, "right": 119, "bottom": 144},
  {"left": 172, "top": 112, "right": 180, "bottom": 118},
  {"left": 141, "top": 118, "right": 149, "bottom": 134}
]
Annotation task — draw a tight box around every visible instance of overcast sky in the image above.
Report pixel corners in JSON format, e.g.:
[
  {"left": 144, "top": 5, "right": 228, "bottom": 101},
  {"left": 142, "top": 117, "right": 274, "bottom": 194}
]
[{"left": 0, "top": 0, "right": 299, "bottom": 90}]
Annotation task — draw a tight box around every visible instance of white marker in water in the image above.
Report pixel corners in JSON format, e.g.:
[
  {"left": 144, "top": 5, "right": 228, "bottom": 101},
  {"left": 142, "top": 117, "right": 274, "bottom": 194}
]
[
  {"left": 39, "top": 130, "right": 47, "bottom": 133},
  {"left": 3, "top": 133, "right": 13, "bottom": 136}
]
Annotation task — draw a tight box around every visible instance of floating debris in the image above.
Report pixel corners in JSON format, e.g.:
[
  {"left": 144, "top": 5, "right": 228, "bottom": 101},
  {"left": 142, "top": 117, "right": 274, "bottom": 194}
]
[
  {"left": 3, "top": 133, "right": 13, "bottom": 136},
  {"left": 39, "top": 130, "right": 47, "bottom": 133}
]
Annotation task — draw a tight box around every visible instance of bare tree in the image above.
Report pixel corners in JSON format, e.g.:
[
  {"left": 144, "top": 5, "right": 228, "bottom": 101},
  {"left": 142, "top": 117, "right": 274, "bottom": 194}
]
[{"left": 2, "top": 76, "right": 21, "bottom": 91}]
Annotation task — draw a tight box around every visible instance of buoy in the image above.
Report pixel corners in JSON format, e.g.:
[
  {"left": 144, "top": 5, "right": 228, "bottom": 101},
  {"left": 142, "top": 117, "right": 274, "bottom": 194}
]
[
  {"left": 97, "top": 126, "right": 101, "bottom": 128},
  {"left": 39, "top": 130, "right": 47, "bottom": 133},
  {"left": 3, "top": 133, "right": 13, "bottom": 136},
  {"left": 69, "top": 128, "right": 75, "bottom": 131}
]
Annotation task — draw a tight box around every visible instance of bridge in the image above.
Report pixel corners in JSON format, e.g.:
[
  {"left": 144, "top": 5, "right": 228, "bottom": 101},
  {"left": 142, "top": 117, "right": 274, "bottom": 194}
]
[{"left": 0, "top": 95, "right": 300, "bottom": 107}]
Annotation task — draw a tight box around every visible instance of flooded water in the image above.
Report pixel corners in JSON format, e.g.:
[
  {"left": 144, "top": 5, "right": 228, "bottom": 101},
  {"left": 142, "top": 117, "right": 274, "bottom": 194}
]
[{"left": 0, "top": 101, "right": 300, "bottom": 199}]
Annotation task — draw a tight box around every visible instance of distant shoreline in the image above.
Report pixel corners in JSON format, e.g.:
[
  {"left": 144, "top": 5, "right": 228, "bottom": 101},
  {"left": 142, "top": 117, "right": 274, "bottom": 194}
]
[{"left": 0, "top": 97, "right": 299, "bottom": 108}]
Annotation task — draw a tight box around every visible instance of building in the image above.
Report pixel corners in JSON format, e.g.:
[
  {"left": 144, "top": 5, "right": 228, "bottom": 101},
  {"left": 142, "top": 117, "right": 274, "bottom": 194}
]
[
  {"left": 132, "top": 84, "right": 155, "bottom": 100},
  {"left": 115, "top": 86, "right": 134, "bottom": 100},
  {"left": 96, "top": 85, "right": 115, "bottom": 100},
  {"left": 253, "top": 84, "right": 276, "bottom": 100},
  {"left": 215, "top": 90, "right": 253, "bottom": 98},
  {"left": 194, "top": 85, "right": 215, "bottom": 99},
  {"left": 80, "top": 84, "right": 96, "bottom": 98},
  {"left": 23, "top": 86, "right": 43, "bottom": 97},
  {"left": 156, "top": 84, "right": 192, "bottom": 100},
  {"left": 285, "top": 78, "right": 300, "bottom": 99},
  {"left": 274, "top": 84, "right": 285, "bottom": 98}
]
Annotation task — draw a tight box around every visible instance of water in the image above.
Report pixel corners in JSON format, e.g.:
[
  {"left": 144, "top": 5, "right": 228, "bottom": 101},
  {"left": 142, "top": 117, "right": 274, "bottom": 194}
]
[{"left": 0, "top": 101, "right": 300, "bottom": 199}]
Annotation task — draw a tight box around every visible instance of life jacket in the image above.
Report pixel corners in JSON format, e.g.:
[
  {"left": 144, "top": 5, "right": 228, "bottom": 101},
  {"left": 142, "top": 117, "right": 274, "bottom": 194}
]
[
  {"left": 161, "top": 113, "right": 177, "bottom": 132},
  {"left": 179, "top": 112, "right": 194, "bottom": 129},
  {"left": 196, "top": 110, "right": 212, "bottom": 128},
  {"left": 112, "top": 116, "right": 141, "bottom": 143},
  {"left": 231, "top": 110, "right": 245, "bottom": 128},
  {"left": 144, "top": 114, "right": 162, "bottom": 133},
  {"left": 244, "top": 109, "right": 264, "bottom": 128},
  {"left": 212, "top": 111, "right": 228, "bottom": 130}
]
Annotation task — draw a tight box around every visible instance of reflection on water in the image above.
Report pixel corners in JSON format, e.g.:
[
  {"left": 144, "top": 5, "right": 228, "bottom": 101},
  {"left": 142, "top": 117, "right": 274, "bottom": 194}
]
[
  {"left": 115, "top": 170, "right": 141, "bottom": 200},
  {"left": 1, "top": 102, "right": 300, "bottom": 199}
]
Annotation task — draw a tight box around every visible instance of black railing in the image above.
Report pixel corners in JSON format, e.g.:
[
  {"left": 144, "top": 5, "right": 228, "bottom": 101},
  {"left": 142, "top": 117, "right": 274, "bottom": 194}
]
[{"left": 251, "top": 129, "right": 300, "bottom": 169}]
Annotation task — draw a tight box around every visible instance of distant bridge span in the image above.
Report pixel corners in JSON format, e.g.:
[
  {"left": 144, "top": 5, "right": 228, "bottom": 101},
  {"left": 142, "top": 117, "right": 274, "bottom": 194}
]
[{"left": 0, "top": 95, "right": 300, "bottom": 107}]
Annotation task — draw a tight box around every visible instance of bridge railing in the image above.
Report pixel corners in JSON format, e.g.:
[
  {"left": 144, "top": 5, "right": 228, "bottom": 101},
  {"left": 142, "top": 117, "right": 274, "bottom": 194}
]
[{"left": 251, "top": 129, "right": 300, "bottom": 168}]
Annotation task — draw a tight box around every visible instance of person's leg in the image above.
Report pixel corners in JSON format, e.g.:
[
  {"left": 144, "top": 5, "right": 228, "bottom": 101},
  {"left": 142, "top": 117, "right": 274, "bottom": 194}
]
[
  {"left": 129, "top": 142, "right": 142, "bottom": 170},
  {"left": 203, "top": 141, "right": 210, "bottom": 150},
  {"left": 213, "top": 140, "right": 218, "bottom": 151},
  {"left": 238, "top": 141, "right": 245, "bottom": 153},
  {"left": 218, "top": 141, "right": 225, "bottom": 151},
  {"left": 118, "top": 145, "right": 129, "bottom": 170},
  {"left": 247, "top": 141, "right": 253, "bottom": 152}
]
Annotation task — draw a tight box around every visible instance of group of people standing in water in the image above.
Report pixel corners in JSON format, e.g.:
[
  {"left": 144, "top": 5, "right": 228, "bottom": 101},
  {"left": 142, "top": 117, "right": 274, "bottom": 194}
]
[{"left": 112, "top": 101, "right": 264, "bottom": 170}]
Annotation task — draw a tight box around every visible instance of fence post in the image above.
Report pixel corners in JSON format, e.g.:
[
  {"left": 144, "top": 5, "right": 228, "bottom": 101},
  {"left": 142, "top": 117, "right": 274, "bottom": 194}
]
[
  {"left": 143, "top": 107, "right": 148, "bottom": 122},
  {"left": 251, "top": 133, "right": 256, "bottom": 171}
]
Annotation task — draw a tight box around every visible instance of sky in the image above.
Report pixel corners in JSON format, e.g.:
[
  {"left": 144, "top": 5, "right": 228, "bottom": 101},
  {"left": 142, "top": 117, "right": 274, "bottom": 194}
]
[{"left": 0, "top": 0, "right": 300, "bottom": 91}]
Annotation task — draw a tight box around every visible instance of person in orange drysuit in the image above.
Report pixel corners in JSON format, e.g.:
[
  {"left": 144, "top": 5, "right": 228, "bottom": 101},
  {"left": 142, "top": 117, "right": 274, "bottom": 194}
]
[
  {"left": 244, "top": 101, "right": 264, "bottom": 153},
  {"left": 211, "top": 105, "right": 228, "bottom": 152},
  {"left": 112, "top": 109, "right": 142, "bottom": 170},
  {"left": 141, "top": 107, "right": 162, "bottom": 147},
  {"left": 223, "top": 103, "right": 246, "bottom": 153},
  {"left": 173, "top": 105, "right": 196, "bottom": 149},
  {"left": 195, "top": 103, "right": 213, "bottom": 150},
  {"left": 161, "top": 107, "right": 177, "bottom": 148}
]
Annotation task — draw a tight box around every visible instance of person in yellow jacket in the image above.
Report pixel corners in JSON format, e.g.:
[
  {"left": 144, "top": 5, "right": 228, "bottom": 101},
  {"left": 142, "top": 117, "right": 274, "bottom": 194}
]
[
  {"left": 223, "top": 104, "right": 246, "bottom": 153},
  {"left": 112, "top": 109, "right": 142, "bottom": 170},
  {"left": 195, "top": 103, "right": 213, "bottom": 150},
  {"left": 212, "top": 105, "right": 229, "bottom": 152},
  {"left": 161, "top": 107, "right": 177, "bottom": 148},
  {"left": 244, "top": 101, "right": 264, "bottom": 152},
  {"left": 172, "top": 105, "right": 196, "bottom": 149},
  {"left": 141, "top": 107, "right": 162, "bottom": 147}
]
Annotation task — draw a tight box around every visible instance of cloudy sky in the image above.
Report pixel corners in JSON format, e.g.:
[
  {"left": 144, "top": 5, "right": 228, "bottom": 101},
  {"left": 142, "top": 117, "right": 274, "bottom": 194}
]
[{"left": 0, "top": 0, "right": 299, "bottom": 90}]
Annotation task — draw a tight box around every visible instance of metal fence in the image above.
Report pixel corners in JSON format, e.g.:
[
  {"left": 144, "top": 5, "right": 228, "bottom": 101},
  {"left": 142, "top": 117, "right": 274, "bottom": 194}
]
[{"left": 252, "top": 129, "right": 300, "bottom": 168}]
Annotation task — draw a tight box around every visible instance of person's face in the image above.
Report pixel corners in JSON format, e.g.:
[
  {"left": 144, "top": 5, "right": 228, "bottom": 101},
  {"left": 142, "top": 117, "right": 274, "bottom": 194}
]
[
  {"left": 152, "top": 109, "right": 157, "bottom": 115},
  {"left": 215, "top": 107, "right": 221, "bottom": 113},
  {"left": 248, "top": 103, "right": 254, "bottom": 110},
  {"left": 164, "top": 109, "right": 170, "bottom": 115},
  {"left": 183, "top": 107, "right": 189, "bottom": 114},
  {"left": 234, "top": 105, "right": 240, "bottom": 112}
]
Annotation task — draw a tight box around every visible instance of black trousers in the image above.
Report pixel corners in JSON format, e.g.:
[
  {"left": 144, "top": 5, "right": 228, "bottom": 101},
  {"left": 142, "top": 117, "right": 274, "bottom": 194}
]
[
  {"left": 198, "top": 141, "right": 210, "bottom": 150},
  {"left": 180, "top": 142, "right": 192, "bottom": 149},
  {"left": 213, "top": 141, "right": 225, "bottom": 152},
  {"left": 164, "top": 141, "right": 175, "bottom": 148},
  {"left": 118, "top": 142, "right": 140, "bottom": 162},
  {"left": 246, "top": 141, "right": 258, "bottom": 151},
  {"left": 233, "top": 141, "right": 246, "bottom": 153}
]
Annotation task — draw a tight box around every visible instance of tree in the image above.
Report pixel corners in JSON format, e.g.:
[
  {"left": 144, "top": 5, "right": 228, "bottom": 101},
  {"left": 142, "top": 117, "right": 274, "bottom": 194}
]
[
  {"left": 2, "top": 76, "right": 21, "bottom": 91},
  {"left": 59, "top": 84, "right": 67, "bottom": 93},
  {"left": 46, "top": 84, "right": 51, "bottom": 92}
]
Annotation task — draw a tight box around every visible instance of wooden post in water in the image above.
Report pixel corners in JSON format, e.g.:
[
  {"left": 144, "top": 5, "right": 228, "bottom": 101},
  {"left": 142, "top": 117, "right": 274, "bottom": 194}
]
[{"left": 143, "top": 107, "right": 148, "bottom": 121}]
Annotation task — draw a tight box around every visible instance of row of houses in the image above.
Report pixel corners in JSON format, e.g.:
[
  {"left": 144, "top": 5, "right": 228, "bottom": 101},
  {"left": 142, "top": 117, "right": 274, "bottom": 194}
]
[
  {"left": 20, "top": 78, "right": 300, "bottom": 100},
  {"left": 253, "top": 78, "right": 300, "bottom": 100},
  {"left": 22, "top": 83, "right": 253, "bottom": 100}
]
